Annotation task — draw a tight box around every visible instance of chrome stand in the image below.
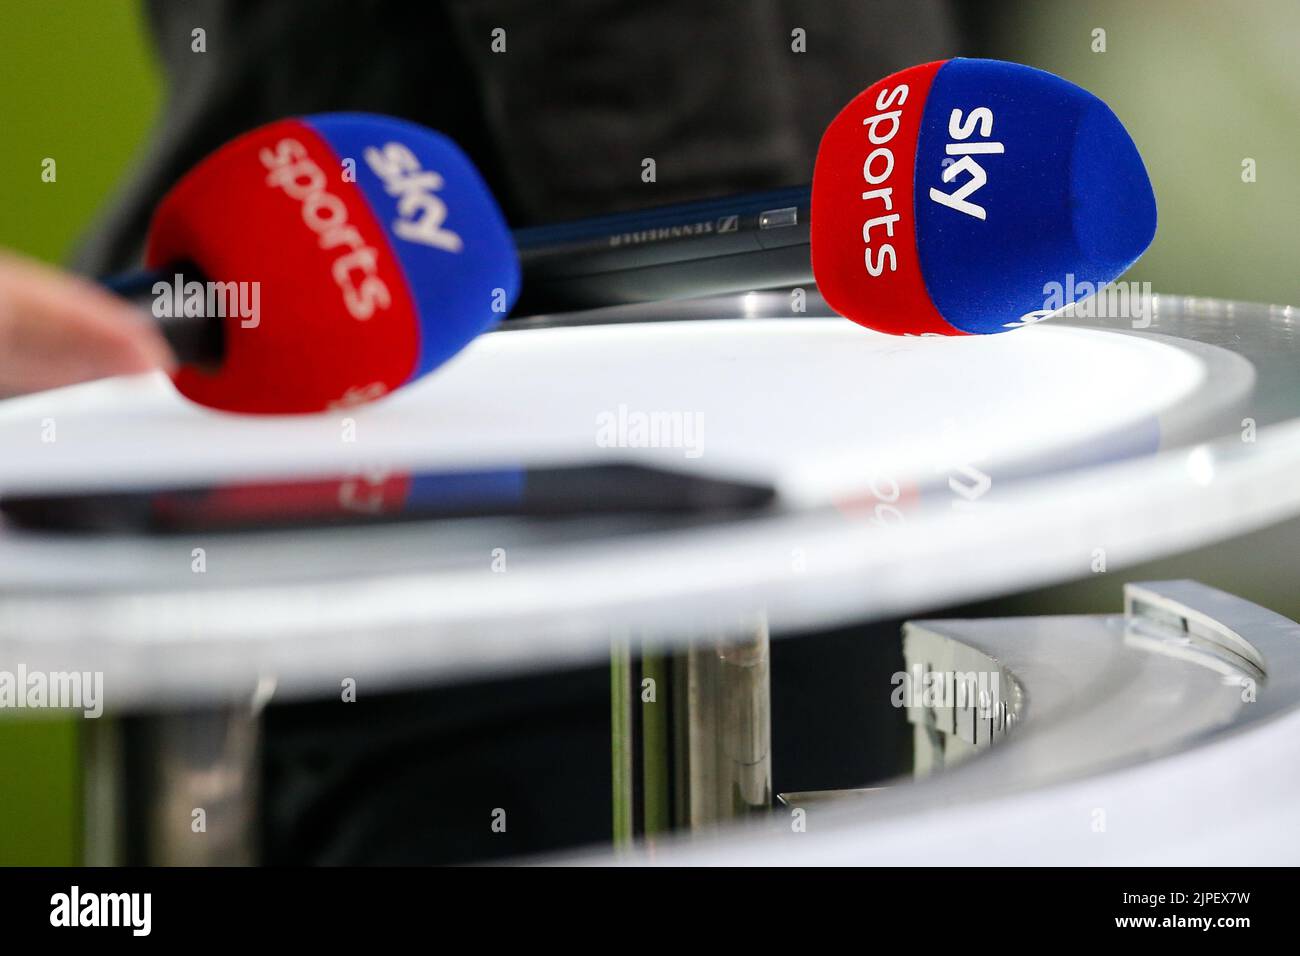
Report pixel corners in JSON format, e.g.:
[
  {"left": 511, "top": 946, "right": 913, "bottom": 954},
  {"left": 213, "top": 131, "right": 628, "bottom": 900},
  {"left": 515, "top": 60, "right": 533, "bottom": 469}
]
[
  {"left": 82, "top": 704, "right": 262, "bottom": 866},
  {"left": 612, "top": 618, "right": 772, "bottom": 846}
]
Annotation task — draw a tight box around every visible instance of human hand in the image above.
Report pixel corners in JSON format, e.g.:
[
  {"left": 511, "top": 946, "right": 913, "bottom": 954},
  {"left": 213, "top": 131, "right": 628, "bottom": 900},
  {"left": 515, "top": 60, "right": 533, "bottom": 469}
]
[{"left": 0, "top": 251, "right": 175, "bottom": 398}]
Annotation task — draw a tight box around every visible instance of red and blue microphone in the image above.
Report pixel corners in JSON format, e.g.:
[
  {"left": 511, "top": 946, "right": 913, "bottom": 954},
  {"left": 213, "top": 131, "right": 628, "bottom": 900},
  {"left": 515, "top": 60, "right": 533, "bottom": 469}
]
[
  {"left": 109, "top": 60, "right": 1157, "bottom": 415},
  {"left": 811, "top": 58, "right": 1157, "bottom": 335},
  {"left": 109, "top": 113, "right": 519, "bottom": 414}
]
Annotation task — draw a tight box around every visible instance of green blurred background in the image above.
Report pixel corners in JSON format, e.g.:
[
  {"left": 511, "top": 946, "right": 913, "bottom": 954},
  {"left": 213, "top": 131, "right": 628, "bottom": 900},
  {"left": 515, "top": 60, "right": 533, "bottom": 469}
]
[
  {"left": 979, "top": 0, "right": 1300, "bottom": 308},
  {"left": 0, "top": 0, "right": 1297, "bottom": 864},
  {"left": 0, "top": 0, "right": 159, "bottom": 865}
]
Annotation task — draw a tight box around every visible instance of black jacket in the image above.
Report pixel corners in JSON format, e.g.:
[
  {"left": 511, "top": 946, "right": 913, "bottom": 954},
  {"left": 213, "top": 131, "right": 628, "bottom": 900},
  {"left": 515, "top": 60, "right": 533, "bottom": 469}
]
[{"left": 75, "top": 0, "right": 955, "bottom": 274}]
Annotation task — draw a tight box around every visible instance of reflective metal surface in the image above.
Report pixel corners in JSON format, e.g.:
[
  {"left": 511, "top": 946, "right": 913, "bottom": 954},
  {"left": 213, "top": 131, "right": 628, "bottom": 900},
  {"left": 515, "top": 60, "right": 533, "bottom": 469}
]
[
  {"left": 562, "top": 580, "right": 1300, "bottom": 865},
  {"left": 83, "top": 697, "right": 265, "bottom": 865},
  {"left": 676, "top": 622, "right": 772, "bottom": 827},
  {"left": 612, "top": 621, "right": 772, "bottom": 842}
]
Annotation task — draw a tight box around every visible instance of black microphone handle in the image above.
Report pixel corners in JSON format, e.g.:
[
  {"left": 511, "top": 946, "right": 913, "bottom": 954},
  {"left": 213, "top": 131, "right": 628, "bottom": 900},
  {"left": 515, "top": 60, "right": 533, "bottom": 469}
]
[{"left": 103, "top": 262, "right": 225, "bottom": 366}]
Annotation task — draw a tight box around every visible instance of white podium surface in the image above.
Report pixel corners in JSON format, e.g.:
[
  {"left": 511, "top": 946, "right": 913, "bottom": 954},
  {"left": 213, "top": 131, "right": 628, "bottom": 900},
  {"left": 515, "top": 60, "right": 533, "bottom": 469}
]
[
  {"left": 0, "top": 318, "right": 1204, "bottom": 503},
  {"left": 0, "top": 293, "right": 1295, "bottom": 708}
]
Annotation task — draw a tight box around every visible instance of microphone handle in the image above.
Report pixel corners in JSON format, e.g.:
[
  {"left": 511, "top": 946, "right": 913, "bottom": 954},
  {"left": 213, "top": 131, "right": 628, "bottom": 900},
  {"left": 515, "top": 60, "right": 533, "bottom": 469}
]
[
  {"left": 102, "top": 262, "right": 226, "bottom": 367},
  {"left": 513, "top": 184, "right": 812, "bottom": 313},
  {"left": 104, "top": 184, "right": 813, "bottom": 363}
]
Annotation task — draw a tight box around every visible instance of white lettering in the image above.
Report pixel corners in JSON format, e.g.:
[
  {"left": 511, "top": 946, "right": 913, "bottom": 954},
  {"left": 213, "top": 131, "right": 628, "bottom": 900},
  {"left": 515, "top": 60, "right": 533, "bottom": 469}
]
[
  {"left": 259, "top": 137, "right": 390, "bottom": 320},
  {"left": 928, "top": 108, "right": 1003, "bottom": 220},
  {"left": 364, "top": 142, "right": 464, "bottom": 253}
]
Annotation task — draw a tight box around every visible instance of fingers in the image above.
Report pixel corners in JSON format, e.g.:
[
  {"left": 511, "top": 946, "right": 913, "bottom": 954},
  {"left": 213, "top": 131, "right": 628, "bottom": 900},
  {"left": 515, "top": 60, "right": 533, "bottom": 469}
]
[{"left": 0, "top": 252, "right": 177, "bottom": 397}]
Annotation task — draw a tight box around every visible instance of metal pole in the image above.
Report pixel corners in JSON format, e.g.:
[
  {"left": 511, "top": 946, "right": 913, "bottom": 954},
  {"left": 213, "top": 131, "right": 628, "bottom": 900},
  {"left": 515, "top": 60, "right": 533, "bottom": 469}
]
[
  {"left": 610, "top": 637, "right": 635, "bottom": 850},
  {"left": 83, "top": 703, "right": 263, "bottom": 866},
  {"left": 676, "top": 619, "right": 772, "bottom": 828},
  {"left": 612, "top": 617, "right": 772, "bottom": 842}
]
